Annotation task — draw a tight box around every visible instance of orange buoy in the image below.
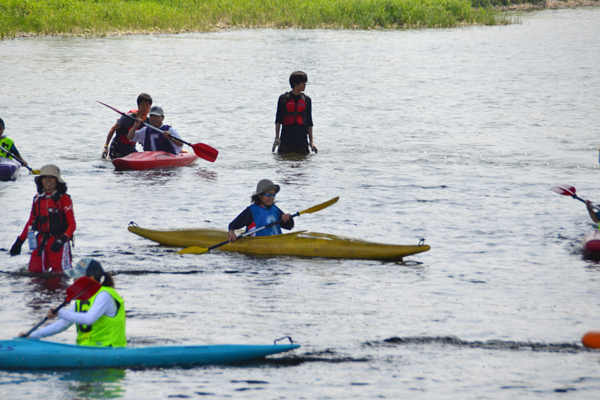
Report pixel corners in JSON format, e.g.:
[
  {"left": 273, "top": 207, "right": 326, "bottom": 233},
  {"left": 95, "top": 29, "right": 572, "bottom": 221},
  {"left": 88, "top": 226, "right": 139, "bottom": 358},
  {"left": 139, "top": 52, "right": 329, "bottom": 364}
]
[{"left": 581, "top": 331, "right": 600, "bottom": 349}]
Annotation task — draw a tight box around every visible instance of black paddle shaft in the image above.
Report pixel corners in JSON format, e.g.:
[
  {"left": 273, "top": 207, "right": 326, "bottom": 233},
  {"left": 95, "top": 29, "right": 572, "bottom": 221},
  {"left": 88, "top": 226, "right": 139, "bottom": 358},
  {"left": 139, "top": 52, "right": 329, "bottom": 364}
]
[
  {"left": 98, "top": 102, "right": 191, "bottom": 145},
  {"left": 22, "top": 301, "right": 68, "bottom": 338},
  {"left": 209, "top": 212, "right": 301, "bottom": 252},
  {"left": 1, "top": 146, "right": 32, "bottom": 172}
]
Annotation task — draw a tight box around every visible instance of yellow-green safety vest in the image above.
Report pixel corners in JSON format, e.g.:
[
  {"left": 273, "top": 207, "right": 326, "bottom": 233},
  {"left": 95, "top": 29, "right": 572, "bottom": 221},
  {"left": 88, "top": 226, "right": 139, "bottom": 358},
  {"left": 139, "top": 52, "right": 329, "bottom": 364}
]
[
  {"left": 75, "top": 287, "right": 126, "bottom": 347},
  {"left": 0, "top": 137, "right": 15, "bottom": 159}
]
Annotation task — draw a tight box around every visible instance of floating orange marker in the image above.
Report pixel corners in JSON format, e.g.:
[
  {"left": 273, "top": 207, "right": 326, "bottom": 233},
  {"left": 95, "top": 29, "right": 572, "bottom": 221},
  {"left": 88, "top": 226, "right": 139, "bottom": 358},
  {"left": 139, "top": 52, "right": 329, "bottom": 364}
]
[{"left": 581, "top": 331, "right": 600, "bottom": 349}]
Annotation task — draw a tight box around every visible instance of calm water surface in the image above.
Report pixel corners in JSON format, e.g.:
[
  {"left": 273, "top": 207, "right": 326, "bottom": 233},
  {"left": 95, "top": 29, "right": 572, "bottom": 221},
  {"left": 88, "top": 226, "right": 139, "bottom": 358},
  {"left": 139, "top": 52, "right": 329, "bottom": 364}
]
[{"left": 1, "top": 8, "right": 600, "bottom": 399}]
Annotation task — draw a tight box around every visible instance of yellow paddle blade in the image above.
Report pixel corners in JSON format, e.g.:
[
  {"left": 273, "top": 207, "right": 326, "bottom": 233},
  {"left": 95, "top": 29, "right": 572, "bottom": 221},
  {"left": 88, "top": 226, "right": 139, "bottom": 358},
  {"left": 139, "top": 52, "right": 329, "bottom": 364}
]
[
  {"left": 31, "top": 169, "right": 41, "bottom": 175},
  {"left": 299, "top": 196, "right": 339, "bottom": 215},
  {"left": 177, "top": 246, "right": 209, "bottom": 255}
]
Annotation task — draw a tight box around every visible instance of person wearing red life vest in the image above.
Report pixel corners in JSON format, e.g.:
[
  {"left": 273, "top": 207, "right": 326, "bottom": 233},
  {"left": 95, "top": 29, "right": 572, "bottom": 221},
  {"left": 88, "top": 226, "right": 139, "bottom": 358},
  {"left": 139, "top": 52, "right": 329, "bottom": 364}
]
[
  {"left": 10, "top": 165, "right": 76, "bottom": 273},
  {"left": 273, "top": 71, "right": 317, "bottom": 155},
  {"left": 102, "top": 93, "right": 152, "bottom": 159}
]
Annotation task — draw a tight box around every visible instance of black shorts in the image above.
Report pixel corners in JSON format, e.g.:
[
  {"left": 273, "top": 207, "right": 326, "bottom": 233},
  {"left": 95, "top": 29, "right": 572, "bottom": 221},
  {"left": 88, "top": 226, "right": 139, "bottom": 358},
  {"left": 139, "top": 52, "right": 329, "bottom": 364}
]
[{"left": 110, "top": 141, "right": 137, "bottom": 159}]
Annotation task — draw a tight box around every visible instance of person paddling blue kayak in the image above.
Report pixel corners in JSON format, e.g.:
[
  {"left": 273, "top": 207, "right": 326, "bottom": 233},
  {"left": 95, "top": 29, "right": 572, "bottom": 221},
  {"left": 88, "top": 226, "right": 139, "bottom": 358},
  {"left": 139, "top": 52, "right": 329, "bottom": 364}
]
[{"left": 19, "top": 258, "right": 127, "bottom": 348}]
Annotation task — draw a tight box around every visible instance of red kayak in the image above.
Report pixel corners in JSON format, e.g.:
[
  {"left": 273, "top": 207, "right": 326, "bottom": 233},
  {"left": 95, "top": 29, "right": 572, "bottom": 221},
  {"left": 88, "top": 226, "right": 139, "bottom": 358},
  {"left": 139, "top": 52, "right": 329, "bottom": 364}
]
[
  {"left": 582, "top": 230, "right": 600, "bottom": 257},
  {"left": 112, "top": 151, "right": 198, "bottom": 171}
]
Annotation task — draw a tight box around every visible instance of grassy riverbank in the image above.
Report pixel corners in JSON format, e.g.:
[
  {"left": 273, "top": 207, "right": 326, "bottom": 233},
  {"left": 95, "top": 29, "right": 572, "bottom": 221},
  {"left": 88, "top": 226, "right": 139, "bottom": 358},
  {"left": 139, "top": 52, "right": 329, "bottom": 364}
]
[{"left": 1, "top": 0, "right": 509, "bottom": 38}]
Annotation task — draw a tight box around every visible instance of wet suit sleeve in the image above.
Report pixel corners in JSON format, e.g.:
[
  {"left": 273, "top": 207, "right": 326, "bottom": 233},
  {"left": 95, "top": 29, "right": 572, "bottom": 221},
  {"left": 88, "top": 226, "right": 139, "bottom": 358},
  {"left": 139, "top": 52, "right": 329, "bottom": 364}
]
[
  {"left": 228, "top": 207, "right": 254, "bottom": 231},
  {"left": 305, "top": 96, "right": 313, "bottom": 127},
  {"left": 275, "top": 94, "right": 286, "bottom": 124},
  {"left": 60, "top": 195, "right": 77, "bottom": 239},
  {"left": 18, "top": 198, "right": 37, "bottom": 241},
  {"left": 9, "top": 144, "right": 23, "bottom": 158}
]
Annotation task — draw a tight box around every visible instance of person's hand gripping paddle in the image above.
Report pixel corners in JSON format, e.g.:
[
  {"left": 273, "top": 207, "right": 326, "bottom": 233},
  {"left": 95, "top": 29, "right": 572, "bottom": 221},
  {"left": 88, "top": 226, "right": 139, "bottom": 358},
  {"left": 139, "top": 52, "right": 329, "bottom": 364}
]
[
  {"left": 0, "top": 146, "right": 40, "bottom": 174},
  {"left": 20, "top": 276, "right": 101, "bottom": 338},
  {"left": 178, "top": 196, "right": 340, "bottom": 255},
  {"left": 96, "top": 101, "right": 219, "bottom": 163},
  {"left": 551, "top": 185, "right": 600, "bottom": 211}
]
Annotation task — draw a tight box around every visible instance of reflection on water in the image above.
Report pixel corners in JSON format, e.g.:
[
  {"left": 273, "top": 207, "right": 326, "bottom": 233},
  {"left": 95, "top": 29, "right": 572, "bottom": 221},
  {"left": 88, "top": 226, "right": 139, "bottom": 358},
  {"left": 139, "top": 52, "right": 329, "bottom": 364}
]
[{"left": 60, "top": 369, "right": 126, "bottom": 399}]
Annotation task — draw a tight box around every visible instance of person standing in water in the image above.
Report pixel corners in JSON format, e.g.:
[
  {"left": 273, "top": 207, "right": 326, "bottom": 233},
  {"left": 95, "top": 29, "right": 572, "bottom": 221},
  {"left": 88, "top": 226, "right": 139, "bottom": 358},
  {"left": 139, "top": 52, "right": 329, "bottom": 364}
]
[
  {"left": 10, "top": 165, "right": 76, "bottom": 273},
  {"left": 273, "top": 71, "right": 317, "bottom": 155}
]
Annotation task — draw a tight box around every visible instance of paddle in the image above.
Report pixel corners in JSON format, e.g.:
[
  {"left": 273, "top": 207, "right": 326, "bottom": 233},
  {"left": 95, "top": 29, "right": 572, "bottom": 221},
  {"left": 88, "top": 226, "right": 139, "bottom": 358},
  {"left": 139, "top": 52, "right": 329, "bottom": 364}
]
[
  {"left": 96, "top": 101, "right": 219, "bottom": 162},
  {"left": 21, "top": 276, "right": 101, "bottom": 338},
  {"left": 178, "top": 196, "right": 340, "bottom": 255},
  {"left": 551, "top": 185, "right": 600, "bottom": 211},
  {"left": 0, "top": 146, "right": 40, "bottom": 174}
]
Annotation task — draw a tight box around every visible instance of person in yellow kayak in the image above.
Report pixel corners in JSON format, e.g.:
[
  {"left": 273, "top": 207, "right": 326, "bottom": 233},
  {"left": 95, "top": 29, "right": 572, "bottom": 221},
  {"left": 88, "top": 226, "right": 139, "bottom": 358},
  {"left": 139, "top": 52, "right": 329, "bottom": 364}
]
[
  {"left": 0, "top": 117, "right": 29, "bottom": 167},
  {"left": 20, "top": 258, "right": 126, "bottom": 347},
  {"left": 228, "top": 179, "right": 294, "bottom": 242}
]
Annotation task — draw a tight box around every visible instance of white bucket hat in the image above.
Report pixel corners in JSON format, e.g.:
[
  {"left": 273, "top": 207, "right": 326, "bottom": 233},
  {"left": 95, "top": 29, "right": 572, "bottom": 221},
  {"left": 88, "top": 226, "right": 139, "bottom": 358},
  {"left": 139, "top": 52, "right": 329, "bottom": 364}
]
[{"left": 34, "top": 164, "right": 65, "bottom": 185}]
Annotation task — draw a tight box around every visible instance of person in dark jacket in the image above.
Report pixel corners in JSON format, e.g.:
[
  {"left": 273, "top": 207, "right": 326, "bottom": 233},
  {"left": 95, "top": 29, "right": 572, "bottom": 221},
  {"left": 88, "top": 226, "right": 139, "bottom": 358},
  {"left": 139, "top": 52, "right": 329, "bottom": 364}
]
[{"left": 228, "top": 179, "right": 294, "bottom": 242}]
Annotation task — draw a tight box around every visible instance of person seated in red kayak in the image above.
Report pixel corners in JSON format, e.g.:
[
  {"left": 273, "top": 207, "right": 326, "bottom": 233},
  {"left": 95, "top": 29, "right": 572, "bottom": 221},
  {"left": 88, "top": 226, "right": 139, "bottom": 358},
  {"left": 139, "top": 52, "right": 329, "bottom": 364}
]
[
  {"left": 10, "top": 165, "right": 76, "bottom": 273},
  {"left": 103, "top": 93, "right": 152, "bottom": 159},
  {"left": 20, "top": 258, "right": 127, "bottom": 347},
  {"left": 585, "top": 200, "right": 599, "bottom": 226},
  {"left": 127, "top": 105, "right": 184, "bottom": 155},
  {"left": 228, "top": 179, "right": 294, "bottom": 242},
  {"left": 0, "top": 117, "right": 29, "bottom": 167}
]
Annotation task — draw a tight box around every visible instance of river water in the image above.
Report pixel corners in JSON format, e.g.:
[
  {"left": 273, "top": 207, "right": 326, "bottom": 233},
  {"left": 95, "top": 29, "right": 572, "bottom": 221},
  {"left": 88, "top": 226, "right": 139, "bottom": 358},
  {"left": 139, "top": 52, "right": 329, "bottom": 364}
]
[{"left": 1, "top": 7, "right": 600, "bottom": 399}]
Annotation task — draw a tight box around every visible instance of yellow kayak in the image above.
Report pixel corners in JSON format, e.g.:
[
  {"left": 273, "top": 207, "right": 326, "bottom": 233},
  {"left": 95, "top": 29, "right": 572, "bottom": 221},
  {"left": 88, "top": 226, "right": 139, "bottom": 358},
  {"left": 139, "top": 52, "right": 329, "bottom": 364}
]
[{"left": 128, "top": 224, "right": 430, "bottom": 260}]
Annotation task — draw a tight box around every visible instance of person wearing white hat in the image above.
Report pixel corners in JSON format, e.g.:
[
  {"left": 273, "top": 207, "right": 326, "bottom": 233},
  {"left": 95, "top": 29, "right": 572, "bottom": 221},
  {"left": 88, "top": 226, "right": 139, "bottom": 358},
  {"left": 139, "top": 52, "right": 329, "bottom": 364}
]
[
  {"left": 227, "top": 179, "right": 294, "bottom": 242},
  {"left": 127, "top": 105, "right": 184, "bottom": 155},
  {"left": 9, "top": 164, "right": 76, "bottom": 273}
]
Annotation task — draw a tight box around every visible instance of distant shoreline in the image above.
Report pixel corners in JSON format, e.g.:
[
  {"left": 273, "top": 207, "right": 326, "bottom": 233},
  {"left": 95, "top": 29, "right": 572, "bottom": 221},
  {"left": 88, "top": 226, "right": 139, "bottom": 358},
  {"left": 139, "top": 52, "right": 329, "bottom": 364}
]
[
  {"left": 1, "top": 0, "right": 598, "bottom": 40},
  {"left": 495, "top": 0, "right": 599, "bottom": 10}
]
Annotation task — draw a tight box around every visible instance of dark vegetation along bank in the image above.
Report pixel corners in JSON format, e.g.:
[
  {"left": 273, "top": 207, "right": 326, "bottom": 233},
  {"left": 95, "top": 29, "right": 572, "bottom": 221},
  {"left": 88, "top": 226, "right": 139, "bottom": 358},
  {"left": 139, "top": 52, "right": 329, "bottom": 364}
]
[{"left": 0, "top": 0, "right": 598, "bottom": 38}]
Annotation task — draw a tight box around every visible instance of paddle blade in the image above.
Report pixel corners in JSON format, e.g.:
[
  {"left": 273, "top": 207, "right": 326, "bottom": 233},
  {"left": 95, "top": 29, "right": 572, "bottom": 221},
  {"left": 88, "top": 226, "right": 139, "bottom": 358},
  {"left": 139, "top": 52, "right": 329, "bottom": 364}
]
[
  {"left": 551, "top": 185, "right": 576, "bottom": 196},
  {"left": 177, "top": 246, "right": 209, "bottom": 255},
  {"left": 65, "top": 276, "right": 101, "bottom": 302},
  {"left": 299, "top": 196, "right": 339, "bottom": 215},
  {"left": 96, "top": 100, "right": 125, "bottom": 116},
  {"left": 191, "top": 143, "right": 219, "bottom": 162},
  {"left": 31, "top": 169, "right": 40, "bottom": 175}
]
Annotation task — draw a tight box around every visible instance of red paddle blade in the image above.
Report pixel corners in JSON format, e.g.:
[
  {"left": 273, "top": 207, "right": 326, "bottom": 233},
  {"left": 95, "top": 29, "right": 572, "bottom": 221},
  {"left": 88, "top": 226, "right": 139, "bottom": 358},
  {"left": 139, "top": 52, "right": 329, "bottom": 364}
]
[
  {"left": 96, "top": 100, "right": 125, "bottom": 115},
  {"left": 66, "top": 276, "right": 101, "bottom": 302},
  {"left": 191, "top": 143, "right": 219, "bottom": 162},
  {"left": 550, "top": 185, "right": 576, "bottom": 196}
]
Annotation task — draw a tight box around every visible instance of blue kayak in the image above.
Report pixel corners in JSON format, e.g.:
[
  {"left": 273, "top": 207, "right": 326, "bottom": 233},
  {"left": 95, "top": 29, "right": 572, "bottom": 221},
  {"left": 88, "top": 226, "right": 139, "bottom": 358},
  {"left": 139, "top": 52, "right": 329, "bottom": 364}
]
[{"left": 0, "top": 338, "right": 299, "bottom": 370}]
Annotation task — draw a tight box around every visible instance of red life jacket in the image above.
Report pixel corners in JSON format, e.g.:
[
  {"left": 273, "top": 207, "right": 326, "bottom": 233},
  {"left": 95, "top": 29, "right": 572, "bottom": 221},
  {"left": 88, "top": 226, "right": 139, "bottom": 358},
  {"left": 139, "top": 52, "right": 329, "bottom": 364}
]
[
  {"left": 115, "top": 109, "right": 139, "bottom": 145},
  {"left": 283, "top": 94, "right": 306, "bottom": 126},
  {"left": 32, "top": 192, "right": 70, "bottom": 236}
]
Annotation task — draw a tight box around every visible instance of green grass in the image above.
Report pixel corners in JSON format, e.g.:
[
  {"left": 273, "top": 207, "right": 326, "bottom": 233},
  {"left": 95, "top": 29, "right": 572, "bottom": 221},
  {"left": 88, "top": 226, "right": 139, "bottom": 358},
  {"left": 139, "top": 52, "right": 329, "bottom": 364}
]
[{"left": 0, "top": 0, "right": 511, "bottom": 38}]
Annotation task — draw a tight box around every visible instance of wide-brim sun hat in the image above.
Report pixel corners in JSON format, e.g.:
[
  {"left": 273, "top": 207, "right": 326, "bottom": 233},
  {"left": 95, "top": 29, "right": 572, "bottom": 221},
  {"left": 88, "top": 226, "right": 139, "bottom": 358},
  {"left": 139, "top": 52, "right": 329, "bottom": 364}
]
[
  {"left": 34, "top": 164, "right": 65, "bottom": 185},
  {"left": 252, "top": 179, "right": 280, "bottom": 196}
]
